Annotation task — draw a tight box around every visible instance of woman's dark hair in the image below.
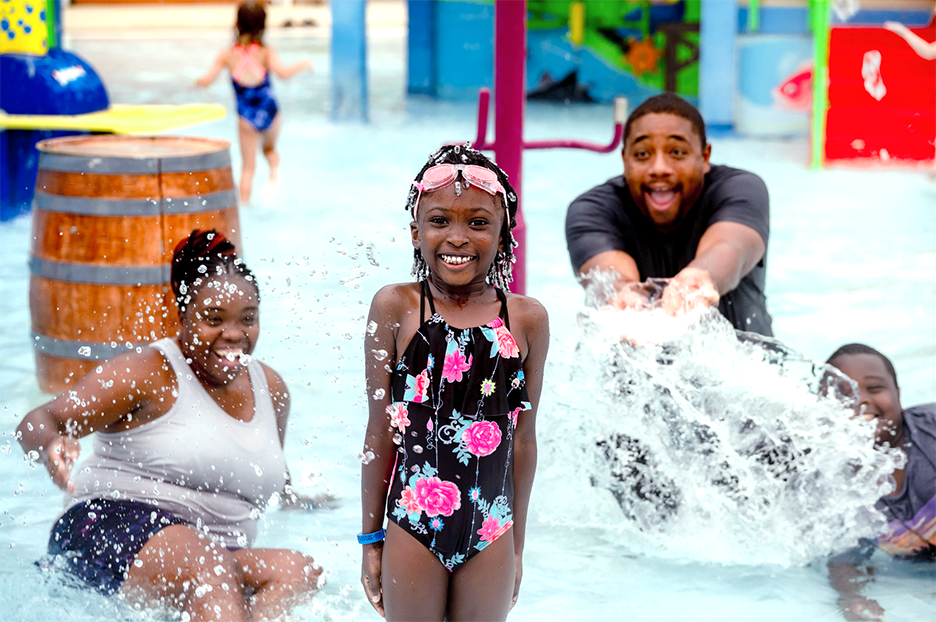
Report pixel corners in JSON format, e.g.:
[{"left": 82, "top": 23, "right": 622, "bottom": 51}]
[
  {"left": 826, "top": 343, "right": 899, "bottom": 388},
  {"left": 236, "top": 1, "right": 266, "bottom": 44},
  {"left": 171, "top": 229, "right": 259, "bottom": 314},
  {"left": 623, "top": 92, "right": 707, "bottom": 150},
  {"left": 406, "top": 143, "right": 519, "bottom": 289}
]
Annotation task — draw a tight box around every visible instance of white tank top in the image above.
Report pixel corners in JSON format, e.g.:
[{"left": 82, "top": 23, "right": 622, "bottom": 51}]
[{"left": 66, "top": 338, "right": 288, "bottom": 549}]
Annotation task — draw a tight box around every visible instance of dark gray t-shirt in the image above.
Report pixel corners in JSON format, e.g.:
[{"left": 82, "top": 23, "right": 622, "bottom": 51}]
[
  {"left": 831, "top": 403, "right": 936, "bottom": 563},
  {"left": 876, "top": 403, "right": 936, "bottom": 549},
  {"left": 565, "top": 164, "right": 773, "bottom": 336}
]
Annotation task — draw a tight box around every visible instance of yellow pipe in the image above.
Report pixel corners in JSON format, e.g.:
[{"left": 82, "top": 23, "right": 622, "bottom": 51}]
[{"left": 570, "top": 1, "right": 585, "bottom": 46}]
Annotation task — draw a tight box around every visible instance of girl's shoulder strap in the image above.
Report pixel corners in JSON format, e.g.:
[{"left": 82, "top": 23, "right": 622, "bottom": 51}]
[
  {"left": 496, "top": 288, "right": 510, "bottom": 330},
  {"left": 420, "top": 280, "right": 437, "bottom": 321}
]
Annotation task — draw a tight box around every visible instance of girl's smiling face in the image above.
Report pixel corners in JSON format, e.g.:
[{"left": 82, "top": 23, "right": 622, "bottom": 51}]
[
  {"left": 411, "top": 182, "right": 504, "bottom": 290},
  {"left": 829, "top": 352, "right": 904, "bottom": 448},
  {"left": 178, "top": 273, "right": 260, "bottom": 386}
]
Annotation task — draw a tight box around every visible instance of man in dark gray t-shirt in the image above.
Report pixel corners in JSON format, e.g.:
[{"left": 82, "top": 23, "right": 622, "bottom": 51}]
[{"left": 565, "top": 93, "right": 773, "bottom": 336}]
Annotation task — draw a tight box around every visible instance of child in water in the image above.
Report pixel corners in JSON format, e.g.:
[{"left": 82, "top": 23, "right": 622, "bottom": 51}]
[
  {"left": 359, "top": 144, "right": 550, "bottom": 621},
  {"left": 826, "top": 343, "right": 935, "bottom": 621},
  {"left": 196, "top": 1, "right": 312, "bottom": 205}
]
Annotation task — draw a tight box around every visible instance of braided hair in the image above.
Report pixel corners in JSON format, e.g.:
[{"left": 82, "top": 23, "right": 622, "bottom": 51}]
[
  {"left": 407, "top": 143, "right": 519, "bottom": 289},
  {"left": 170, "top": 229, "right": 259, "bottom": 315}
]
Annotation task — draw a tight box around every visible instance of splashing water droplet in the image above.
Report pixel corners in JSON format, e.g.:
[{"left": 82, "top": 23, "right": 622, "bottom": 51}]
[
  {"left": 372, "top": 388, "right": 386, "bottom": 400},
  {"left": 367, "top": 321, "right": 378, "bottom": 336},
  {"left": 392, "top": 433, "right": 402, "bottom": 445},
  {"left": 372, "top": 349, "right": 388, "bottom": 361},
  {"left": 357, "top": 451, "right": 376, "bottom": 464},
  {"left": 78, "top": 346, "right": 91, "bottom": 357},
  {"left": 413, "top": 445, "right": 423, "bottom": 454}
]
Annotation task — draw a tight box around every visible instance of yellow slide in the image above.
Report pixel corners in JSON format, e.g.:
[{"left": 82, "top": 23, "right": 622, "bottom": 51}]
[{"left": 0, "top": 103, "right": 226, "bottom": 134}]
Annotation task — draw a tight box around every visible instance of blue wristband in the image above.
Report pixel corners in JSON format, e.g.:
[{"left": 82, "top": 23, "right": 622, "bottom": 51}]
[{"left": 357, "top": 529, "right": 386, "bottom": 544}]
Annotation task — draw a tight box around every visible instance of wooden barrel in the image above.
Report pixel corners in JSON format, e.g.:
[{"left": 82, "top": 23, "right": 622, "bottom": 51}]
[{"left": 30, "top": 135, "right": 241, "bottom": 393}]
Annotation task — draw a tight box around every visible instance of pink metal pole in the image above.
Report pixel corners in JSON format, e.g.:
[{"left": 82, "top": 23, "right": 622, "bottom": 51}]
[{"left": 494, "top": 0, "right": 527, "bottom": 294}]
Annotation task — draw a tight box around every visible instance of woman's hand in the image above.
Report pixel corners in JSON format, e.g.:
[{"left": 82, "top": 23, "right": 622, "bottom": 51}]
[
  {"left": 44, "top": 435, "right": 80, "bottom": 493},
  {"left": 361, "top": 542, "right": 385, "bottom": 617}
]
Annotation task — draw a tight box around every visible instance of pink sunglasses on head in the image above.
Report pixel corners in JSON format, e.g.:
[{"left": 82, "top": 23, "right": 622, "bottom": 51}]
[{"left": 411, "top": 164, "right": 508, "bottom": 218}]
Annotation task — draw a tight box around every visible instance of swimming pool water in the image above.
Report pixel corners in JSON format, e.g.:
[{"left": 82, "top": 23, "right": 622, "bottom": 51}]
[{"left": 1, "top": 23, "right": 934, "bottom": 622}]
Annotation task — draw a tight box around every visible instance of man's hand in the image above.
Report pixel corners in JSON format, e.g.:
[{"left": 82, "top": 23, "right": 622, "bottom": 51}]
[
  {"left": 661, "top": 267, "right": 719, "bottom": 316},
  {"left": 609, "top": 283, "right": 650, "bottom": 310}
]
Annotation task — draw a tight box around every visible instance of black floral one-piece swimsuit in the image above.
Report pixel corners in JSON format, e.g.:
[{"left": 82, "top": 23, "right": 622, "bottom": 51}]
[{"left": 385, "top": 282, "right": 531, "bottom": 571}]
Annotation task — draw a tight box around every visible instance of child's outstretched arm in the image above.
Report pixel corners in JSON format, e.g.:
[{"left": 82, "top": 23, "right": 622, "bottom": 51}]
[
  {"left": 267, "top": 47, "right": 313, "bottom": 80},
  {"left": 360, "top": 285, "right": 402, "bottom": 617},
  {"left": 884, "top": 21, "right": 936, "bottom": 60},
  {"left": 196, "top": 50, "right": 229, "bottom": 88},
  {"left": 509, "top": 297, "right": 550, "bottom": 609}
]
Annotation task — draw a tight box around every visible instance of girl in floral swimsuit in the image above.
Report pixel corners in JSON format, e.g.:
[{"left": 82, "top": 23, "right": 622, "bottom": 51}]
[{"left": 360, "top": 144, "right": 550, "bottom": 621}]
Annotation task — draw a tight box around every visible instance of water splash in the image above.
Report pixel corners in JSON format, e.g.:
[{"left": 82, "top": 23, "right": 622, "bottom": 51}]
[{"left": 539, "top": 278, "right": 898, "bottom": 566}]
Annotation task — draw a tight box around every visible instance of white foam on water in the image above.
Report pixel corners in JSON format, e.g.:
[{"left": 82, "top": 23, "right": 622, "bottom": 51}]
[{"left": 539, "top": 277, "right": 899, "bottom": 566}]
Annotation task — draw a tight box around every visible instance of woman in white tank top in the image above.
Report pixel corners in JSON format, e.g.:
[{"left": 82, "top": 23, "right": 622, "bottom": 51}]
[{"left": 17, "top": 230, "right": 322, "bottom": 621}]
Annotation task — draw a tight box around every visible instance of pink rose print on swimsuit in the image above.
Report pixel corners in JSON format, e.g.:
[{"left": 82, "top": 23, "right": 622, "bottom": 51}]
[
  {"left": 477, "top": 516, "right": 514, "bottom": 542},
  {"left": 510, "top": 407, "right": 522, "bottom": 426},
  {"left": 442, "top": 347, "right": 472, "bottom": 383},
  {"left": 493, "top": 321, "right": 520, "bottom": 359},
  {"left": 404, "top": 369, "right": 430, "bottom": 403},
  {"left": 397, "top": 485, "right": 421, "bottom": 515},
  {"left": 462, "top": 421, "right": 502, "bottom": 456},
  {"left": 414, "top": 476, "right": 462, "bottom": 517},
  {"left": 386, "top": 402, "right": 410, "bottom": 433}
]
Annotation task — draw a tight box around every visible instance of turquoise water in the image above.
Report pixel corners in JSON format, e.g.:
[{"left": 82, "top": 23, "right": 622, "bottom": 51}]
[{"left": 1, "top": 25, "right": 934, "bottom": 622}]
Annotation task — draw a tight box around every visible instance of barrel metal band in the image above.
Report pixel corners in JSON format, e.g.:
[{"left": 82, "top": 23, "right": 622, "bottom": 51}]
[
  {"left": 29, "top": 256, "right": 170, "bottom": 285},
  {"left": 33, "top": 189, "right": 237, "bottom": 216},
  {"left": 32, "top": 333, "right": 148, "bottom": 361},
  {"left": 162, "top": 189, "right": 238, "bottom": 214},
  {"left": 161, "top": 151, "right": 232, "bottom": 173},
  {"left": 38, "top": 149, "right": 231, "bottom": 175}
]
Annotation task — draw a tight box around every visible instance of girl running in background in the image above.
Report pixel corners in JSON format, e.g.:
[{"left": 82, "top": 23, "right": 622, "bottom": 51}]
[
  {"left": 360, "top": 144, "right": 550, "bottom": 621},
  {"left": 197, "top": 1, "right": 312, "bottom": 205}
]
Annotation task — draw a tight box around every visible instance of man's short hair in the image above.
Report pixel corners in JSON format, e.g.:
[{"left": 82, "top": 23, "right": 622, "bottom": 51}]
[{"left": 622, "top": 93, "right": 707, "bottom": 150}]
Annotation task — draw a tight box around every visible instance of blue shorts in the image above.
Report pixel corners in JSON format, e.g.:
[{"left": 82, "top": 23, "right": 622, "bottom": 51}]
[{"left": 47, "top": 498, "right": 186, "bottom": 594}]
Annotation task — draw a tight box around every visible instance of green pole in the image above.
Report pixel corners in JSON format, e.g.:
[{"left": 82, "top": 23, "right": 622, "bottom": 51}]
[
  {"left": 45, "top": 0, "right": 57, "bottom": 50},
  {"left": 748, "top": 0, "right": 760, "bottom": 33},
  {"left": 810, "top": 0, "right": 830, "bottom": 170}
]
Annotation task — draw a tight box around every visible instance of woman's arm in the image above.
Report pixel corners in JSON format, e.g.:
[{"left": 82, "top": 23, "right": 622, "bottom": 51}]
[
  {"left": 360, "top": 285, "right": 404, "bottom": 617},
  {"left": 16, "top": 347, "right": 171, "bottom": 492},
  {"left": 264, "top": 364, "right": 292, "bottom": 446},
  {"left": 266, "top": 47, "right": 312, "bottom": 80},
  {"left": 510, "top": 296, "right": 550, "bottom": 607}
]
